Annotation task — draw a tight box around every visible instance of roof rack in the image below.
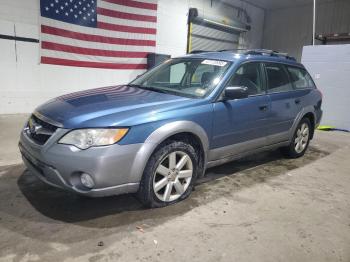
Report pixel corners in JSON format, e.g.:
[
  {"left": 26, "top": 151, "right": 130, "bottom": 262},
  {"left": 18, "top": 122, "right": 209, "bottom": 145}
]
[
  {"left": 218, "top": 49, "right": 248, "bottom": 52},
  {"left": 242, "top": 49, "right": 296, "bottom": 61},
  {"left": 189, "top": 49, "right": 296, "bottom": 61},
  {"left": 190, "top": 49, "right": 246, "bottom": 54},
  {"left": 189, "top": 50, "right": 212, "bottom": 54}
]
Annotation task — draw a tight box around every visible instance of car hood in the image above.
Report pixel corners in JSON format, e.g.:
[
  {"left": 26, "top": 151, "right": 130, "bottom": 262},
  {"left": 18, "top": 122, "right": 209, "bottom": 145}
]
[{"left": 36, "top": 85, "right": 193, "bottom": 128}]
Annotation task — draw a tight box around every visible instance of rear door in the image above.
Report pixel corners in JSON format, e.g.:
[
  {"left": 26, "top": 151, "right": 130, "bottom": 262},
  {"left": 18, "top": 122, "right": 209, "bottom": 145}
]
[
  {"left": 210, "top": 62, "right": 270, "bottom": 161},
  {"left": 263, "top": 62, "right": 304, "bottom": 144}
]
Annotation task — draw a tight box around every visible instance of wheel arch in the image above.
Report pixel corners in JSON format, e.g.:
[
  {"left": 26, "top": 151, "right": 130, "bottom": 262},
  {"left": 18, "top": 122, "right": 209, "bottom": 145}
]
[
  {"left": 302, "top": 112, "right": 316, "bottom": 139},
  {"left": 129, "top": 121, "right": 209, "bottom": 183},
  {"left": 290, "top": 107, "right": 316, "bottom": 141}
]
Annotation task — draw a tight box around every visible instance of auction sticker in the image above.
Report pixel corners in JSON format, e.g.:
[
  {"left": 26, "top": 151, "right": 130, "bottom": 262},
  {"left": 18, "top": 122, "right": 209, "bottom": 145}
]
[{"left": 201, "top": 60, "right": 227, "bottom": 67}]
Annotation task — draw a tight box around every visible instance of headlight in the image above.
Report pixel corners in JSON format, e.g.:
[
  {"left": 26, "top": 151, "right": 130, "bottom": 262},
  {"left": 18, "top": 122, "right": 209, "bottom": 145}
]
[{"left": 58, "top": 128, "right": 128, "bottom": 149}]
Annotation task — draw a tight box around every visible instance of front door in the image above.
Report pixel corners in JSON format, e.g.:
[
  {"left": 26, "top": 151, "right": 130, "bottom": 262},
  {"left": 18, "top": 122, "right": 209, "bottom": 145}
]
[{"left": 210, "top": 62, "right": 270, "bottom": 161}]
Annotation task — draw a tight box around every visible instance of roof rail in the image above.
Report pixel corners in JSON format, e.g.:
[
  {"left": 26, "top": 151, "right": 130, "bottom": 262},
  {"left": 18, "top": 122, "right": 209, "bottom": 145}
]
[
  {"left": 219, "top": 49, "right": 248, "bottom": 52},
  {"left": 191, "top": 49, "right": 247, "bottom": 53},
  {"left": 189, "top": 50, "right": 213, "bottom": 54},
  {"left": 244, "top": 49, "right": 296, "bottom": 61},
  {"left": 189, "top": 49, "right": 296, "bottom": 61}
]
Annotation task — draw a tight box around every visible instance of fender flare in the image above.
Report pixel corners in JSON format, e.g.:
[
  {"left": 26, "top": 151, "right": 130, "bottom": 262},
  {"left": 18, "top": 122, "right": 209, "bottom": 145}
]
[
  {"left": 129, "top": 121, "right": 209, "bottom": 183},
  {"left": 289, "top": 106, "right": 316, "bottom": 141}
]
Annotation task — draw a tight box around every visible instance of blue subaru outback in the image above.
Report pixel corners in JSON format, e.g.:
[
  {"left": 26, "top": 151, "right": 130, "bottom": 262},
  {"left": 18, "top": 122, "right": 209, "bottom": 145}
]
[{"left": 19, "top": 50, "right": 323, "bottom": 207}]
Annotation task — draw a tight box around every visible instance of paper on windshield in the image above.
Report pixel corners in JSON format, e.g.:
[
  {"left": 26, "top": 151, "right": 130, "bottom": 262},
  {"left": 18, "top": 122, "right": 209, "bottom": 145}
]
[{"left": 201, "top": 60, "right": 227, "bottom": 67}]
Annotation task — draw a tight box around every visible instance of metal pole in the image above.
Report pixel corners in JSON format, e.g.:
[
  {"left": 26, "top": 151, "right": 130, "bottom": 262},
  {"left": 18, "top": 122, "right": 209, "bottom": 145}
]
[{"left": 313, "top": 0, "right": 316, "bottom": 45}]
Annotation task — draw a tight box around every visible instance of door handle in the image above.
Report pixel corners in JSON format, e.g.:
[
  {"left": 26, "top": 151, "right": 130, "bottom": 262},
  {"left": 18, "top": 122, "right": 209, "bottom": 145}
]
[
  {"left": 295, "top": 99, "right": 301, "bottom": 105},
  {"left": 259, "top": 105, "right": 268, "bottom": 111}
]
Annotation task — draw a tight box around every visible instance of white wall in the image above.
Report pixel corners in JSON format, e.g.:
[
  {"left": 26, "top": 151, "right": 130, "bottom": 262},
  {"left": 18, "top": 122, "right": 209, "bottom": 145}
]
[
  {"left": 302, "top": 44, "right": 350, "bottom": 130},
  {"left": 0, "top": 0, "right": 264, "bottom": 114}
]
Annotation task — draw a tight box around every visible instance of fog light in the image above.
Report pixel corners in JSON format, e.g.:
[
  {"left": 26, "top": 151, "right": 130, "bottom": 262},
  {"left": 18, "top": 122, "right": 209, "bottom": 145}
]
[{"left": 80, "top": 173, "right": 95, "bottom": 189}]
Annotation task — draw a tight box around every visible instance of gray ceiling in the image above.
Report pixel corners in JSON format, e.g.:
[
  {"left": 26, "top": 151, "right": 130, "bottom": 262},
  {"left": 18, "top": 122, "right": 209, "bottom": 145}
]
[{"left": 237, "top": 0, "right": 331, "bottom": 10}]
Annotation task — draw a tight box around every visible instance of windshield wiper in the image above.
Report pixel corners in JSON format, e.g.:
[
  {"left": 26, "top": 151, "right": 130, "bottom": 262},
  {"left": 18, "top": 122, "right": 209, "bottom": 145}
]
[
  {"left": 128, "top": 84, "right": 168, "bottom": 94},
  {"left": 127, "top": 84, "right": 141, "bottom": 88},
  {"left": 128, "top": 84, "right": 196, "bottom": 98},
  {"left": 145, "top": 87, "right": 168, "bottom": 94}
]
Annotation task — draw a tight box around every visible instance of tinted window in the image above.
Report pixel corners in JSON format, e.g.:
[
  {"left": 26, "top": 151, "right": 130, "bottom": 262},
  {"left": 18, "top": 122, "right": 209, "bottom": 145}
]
[
  {"left": 228, "top": 62, "right": 264, "bottom": 96},
  {"left": 265, "top": 63, "right": 293, "bottom": 93},
  {"left": 287, "top": 67, "right": 315, "bottom": 89}
]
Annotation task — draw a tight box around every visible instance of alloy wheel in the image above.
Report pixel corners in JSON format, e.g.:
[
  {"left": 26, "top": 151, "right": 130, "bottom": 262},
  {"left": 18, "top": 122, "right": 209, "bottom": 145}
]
[
  {"left": 294, "top": 123, "right": 310, "bottom": 153},
  {"left": 153, "top": 151, "right": 193, "bottom": 202}
]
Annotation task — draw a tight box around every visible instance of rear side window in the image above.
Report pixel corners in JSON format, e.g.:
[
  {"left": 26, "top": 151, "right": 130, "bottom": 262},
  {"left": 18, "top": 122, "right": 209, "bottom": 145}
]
[
  {"left": 265, "top": 63, "right": 293, "bottom": 93},
  {"left": 287, "top": 67, "right": 316, "bottom": 89}
]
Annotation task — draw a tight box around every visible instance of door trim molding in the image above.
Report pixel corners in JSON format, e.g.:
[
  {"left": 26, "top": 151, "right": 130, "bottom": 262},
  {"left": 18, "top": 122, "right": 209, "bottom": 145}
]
[
  {"left": 207, "top": 141, "right": 289, "bottom": 168},
  {"left": 208, "top": 136, "right": 266, "bottom": 161}
]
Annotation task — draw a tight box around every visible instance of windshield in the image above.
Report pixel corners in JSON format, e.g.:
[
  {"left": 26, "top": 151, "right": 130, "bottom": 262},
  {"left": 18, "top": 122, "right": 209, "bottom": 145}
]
[{"left": 130, "top": 58, "right": 231, "bottom": 98}]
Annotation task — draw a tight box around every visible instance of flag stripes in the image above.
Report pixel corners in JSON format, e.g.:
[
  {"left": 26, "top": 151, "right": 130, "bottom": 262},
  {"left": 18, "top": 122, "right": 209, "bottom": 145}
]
[
  {"left": 41, "top": 57, "right": 148, "bottom": 69},
  {"left": 41, "top": 25, "right": 156, "bottom": 46},
  {"left": 101, "top": 0, "right": 157, "bottom": 10},
  {"left": 41, "top": 34, "right": 155, "bottom": 52},
  {"left": 97, "top": 7, "right": 157, "bottom": 22},
  {"left": 40, "top": 0, "right": 157, "bottom": 69},
  {"left": 42, "top": 41, "right": 149, "bottom": 57},
  {"left": 97, "top": 21, "right": 156, "bottom": 34}
]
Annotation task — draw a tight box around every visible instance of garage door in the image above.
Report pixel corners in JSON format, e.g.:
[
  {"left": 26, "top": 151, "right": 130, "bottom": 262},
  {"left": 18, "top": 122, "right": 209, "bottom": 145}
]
[
  {"left": 187, "top": 8, "right": 250, "bottom": 53},
  {"left": 190, "top": 23, "right": 240, "bottom": 52}
]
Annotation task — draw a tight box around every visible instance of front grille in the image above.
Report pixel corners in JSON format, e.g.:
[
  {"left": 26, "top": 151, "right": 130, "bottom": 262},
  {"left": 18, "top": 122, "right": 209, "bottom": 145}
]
[{"left": 26, "top": 114, "right": 58, "bottom": 145}]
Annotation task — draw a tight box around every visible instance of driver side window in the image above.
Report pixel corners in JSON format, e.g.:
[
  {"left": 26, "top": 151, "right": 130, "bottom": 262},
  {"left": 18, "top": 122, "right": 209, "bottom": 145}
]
[{"left": 227, "top": 62, "right": 264, "bottom": 96}]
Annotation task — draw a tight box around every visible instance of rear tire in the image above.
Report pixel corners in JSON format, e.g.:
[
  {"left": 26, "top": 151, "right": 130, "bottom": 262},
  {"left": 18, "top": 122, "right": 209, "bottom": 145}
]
[
  {"left": 281, "top": 118, "right": 311, "bottom": 158},
  {"left": 137, "top": 141, "right": 198, "bottom": 208}
]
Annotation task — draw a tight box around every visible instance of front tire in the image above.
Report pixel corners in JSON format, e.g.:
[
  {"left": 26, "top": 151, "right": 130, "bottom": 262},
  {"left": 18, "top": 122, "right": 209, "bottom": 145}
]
[
  {"left": 281, "top": 118, "right": 311, "bottom": 158},
  {"left": 137, "top": 141, "right": 198, "bottom": 208}
]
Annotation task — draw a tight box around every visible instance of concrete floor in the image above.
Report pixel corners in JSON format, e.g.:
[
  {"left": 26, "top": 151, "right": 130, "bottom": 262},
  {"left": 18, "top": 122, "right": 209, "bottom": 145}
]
[{"left": 0, "top": 114, "right": 349, "bottom": 262}]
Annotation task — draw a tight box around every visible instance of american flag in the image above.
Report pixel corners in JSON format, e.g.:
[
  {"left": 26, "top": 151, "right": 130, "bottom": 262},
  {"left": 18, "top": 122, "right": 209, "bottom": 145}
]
[{"left": 40, "top": 0, "right": 157, "bottom": 69}]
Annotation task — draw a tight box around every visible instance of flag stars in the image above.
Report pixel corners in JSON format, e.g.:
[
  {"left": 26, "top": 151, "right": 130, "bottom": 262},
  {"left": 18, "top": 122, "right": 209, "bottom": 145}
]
[{"left": 45, "top": 0, "right": 96, "bottom": 26}]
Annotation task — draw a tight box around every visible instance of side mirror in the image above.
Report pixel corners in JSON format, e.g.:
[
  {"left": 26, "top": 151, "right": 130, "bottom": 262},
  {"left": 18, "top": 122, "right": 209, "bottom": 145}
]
[{"left": 224, "top": 86, "right": 249, "bottom": 100}]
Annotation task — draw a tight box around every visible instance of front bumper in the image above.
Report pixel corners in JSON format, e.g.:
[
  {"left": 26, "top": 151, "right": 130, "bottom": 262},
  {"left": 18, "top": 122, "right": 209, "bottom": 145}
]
[{"left": 19, "top": 128, "right": 143, "bottom": 197}]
